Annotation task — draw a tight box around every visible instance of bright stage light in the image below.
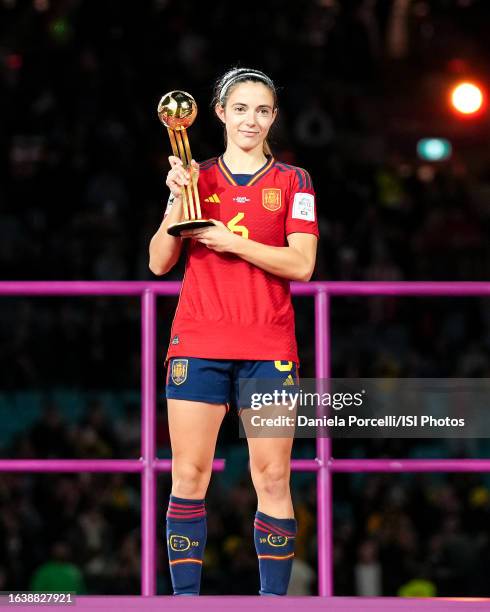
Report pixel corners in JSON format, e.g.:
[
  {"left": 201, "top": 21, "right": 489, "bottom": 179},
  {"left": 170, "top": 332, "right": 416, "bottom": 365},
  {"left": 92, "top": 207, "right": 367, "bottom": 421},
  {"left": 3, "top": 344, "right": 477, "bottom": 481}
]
[{"left": 450, "top": 81, "right": 484, "bottom": 115}]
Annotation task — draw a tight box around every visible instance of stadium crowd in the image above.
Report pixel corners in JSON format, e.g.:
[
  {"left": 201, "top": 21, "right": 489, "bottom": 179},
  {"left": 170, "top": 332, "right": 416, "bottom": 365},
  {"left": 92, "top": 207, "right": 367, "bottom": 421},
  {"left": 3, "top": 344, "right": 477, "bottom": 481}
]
[
  {"left": 1, "top": 401, "right": 490, "bottom": 595},
  {"left": 0, "top": 0, "right": 489, "bottom": 596}
]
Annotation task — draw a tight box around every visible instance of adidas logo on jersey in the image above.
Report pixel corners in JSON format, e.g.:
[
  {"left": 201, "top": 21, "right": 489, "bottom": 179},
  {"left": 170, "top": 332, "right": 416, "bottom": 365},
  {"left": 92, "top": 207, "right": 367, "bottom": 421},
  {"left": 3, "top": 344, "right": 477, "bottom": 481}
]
[
  {"left": 204, "top": 194, "right": 220, "bottom": 203},
  {"left": 283, "top": 374, "right": 295, "bottom": 386}
]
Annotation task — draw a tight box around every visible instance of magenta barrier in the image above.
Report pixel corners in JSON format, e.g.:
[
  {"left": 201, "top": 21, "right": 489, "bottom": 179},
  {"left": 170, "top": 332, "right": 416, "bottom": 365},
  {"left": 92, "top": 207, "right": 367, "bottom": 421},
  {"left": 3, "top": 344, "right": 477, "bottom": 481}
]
[
  {"left": 7, "top": 595, "right": 490, "bottom": 611},
  {"left": 0, "top": 280, "right": 489, "bottom": 598},
  {"left": 329, "top": 459, "right": 490, "bottom": 472},
  {"left": 0, "top": 459, "right": 226, "bottom": 472}
]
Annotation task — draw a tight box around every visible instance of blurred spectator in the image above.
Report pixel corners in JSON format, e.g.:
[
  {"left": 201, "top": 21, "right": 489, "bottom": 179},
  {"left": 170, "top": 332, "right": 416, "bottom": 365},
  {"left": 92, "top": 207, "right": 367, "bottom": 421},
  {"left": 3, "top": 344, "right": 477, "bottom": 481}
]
[
  {"left": 354, "top": 539, "right": 382, "bottom": 596},
  {"left": 30, "top": 541, "right": 86, "bottom": 594},
  {"left": 0, "top": 0, "right": 489, "bottom": 597},
  {"left": 288, "top": 557, "right": 316, "bottom": 595},
  {"left": 30, "top": 403, "right": 71, "bottom": 459}
]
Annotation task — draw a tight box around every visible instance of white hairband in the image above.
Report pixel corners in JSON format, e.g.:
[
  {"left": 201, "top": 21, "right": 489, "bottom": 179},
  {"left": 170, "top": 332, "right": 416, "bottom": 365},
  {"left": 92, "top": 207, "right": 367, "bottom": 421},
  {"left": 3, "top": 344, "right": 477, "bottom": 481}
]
[{"left": 219, "top": 71, "right": 274, "bottom": 103}]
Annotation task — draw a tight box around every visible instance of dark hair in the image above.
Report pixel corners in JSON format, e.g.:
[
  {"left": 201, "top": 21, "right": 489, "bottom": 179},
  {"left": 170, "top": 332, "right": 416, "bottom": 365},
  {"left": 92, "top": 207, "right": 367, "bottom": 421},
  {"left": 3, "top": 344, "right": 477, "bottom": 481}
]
[{"left": 212, "top": 67, "right": 278, "bottom": 156}]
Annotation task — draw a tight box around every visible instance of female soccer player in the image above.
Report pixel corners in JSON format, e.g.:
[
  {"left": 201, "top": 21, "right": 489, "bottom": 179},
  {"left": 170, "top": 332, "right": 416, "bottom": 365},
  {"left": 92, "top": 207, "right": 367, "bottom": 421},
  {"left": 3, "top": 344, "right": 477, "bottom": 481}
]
[{"left": 149, "top": 67, "right": 319, "bottom": 596}]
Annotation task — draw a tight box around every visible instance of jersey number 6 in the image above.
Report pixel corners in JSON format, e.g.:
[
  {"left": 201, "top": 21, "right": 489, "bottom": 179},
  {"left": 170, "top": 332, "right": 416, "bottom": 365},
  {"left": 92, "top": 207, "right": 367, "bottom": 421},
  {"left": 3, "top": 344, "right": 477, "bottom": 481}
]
[{"left": 227, "top": 212, "right": 249, "bottom": 239}]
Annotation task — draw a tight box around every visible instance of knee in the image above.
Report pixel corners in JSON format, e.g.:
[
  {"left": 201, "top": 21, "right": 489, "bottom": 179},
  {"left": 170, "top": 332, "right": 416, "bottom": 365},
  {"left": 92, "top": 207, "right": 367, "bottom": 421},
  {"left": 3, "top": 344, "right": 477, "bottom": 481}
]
[
  {"left": 251, "top": 463, "right": 290, "bottom": 499},
  {"left": 172, "top": 462, "right": 211, "bottom": 498}
]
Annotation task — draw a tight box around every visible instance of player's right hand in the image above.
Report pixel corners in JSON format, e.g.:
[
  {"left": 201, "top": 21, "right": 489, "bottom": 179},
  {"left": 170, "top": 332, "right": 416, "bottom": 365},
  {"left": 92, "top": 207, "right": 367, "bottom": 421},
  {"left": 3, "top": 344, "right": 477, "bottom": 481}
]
[{"left": 166, "top": 156, "right": 200, "bottom": 198}]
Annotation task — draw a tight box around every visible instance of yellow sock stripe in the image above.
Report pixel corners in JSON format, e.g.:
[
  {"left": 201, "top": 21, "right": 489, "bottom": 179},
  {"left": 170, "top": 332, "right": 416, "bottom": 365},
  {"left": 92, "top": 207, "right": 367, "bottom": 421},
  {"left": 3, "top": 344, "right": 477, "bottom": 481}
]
[
  {"left": 169, "top": 558, "right": 203, "bottom": 565},
  {"left": 258, "top": 553, "right": 294, "bottom": 561}
]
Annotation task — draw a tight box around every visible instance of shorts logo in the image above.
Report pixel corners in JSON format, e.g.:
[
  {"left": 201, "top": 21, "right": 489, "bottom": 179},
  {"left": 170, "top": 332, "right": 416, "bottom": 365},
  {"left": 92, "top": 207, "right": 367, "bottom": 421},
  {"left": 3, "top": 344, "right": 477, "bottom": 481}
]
[
  {"left": 169, "top": 534, "right": 190, "bottom": 551},
  {"left": 171, "top": 359, "right": 188, "bottom": 385},
  {"left": 267, "top": 534, "right": 288, "bottom": 547},
  {"left": 262, "top": 188, "right": 282, "bottom": 211},
  {"left": 283, "top": 374, "right": 295, "bottom": 386}
]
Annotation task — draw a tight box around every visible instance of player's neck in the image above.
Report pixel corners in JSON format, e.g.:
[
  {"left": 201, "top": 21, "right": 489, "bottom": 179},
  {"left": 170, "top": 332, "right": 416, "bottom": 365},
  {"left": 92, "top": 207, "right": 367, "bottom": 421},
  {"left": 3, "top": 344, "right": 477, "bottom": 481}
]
[{"left": 222, "top": 144, "right": 268, "bottom": 174}]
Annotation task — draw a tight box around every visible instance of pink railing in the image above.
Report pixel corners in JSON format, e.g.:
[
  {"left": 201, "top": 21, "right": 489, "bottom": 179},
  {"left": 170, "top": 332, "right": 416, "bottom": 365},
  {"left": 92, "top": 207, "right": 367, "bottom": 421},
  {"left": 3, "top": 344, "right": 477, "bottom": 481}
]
[{"left": 0, "top": 281, "right": 489, "bottom": 597}]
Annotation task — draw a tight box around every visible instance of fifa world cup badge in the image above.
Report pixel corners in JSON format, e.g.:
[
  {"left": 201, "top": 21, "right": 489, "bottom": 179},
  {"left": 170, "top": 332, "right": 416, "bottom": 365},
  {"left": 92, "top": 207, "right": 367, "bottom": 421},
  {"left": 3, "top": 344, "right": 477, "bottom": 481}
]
[
  {"left": 171, "top": 359, "right": 188, "bottom": 385},
  {"left": 262, "top": 188, "right": 282, "bottom": 211}
]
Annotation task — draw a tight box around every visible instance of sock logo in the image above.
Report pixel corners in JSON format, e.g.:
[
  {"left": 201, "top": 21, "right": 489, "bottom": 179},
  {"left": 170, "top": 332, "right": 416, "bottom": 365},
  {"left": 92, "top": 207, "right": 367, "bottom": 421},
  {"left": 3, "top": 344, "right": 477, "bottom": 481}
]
[
  {"left": 267, "top": 534, "right": 288, "bottom": 547},
  {"left": 169, "top": 534, "right": 191, "bottom": 551}
]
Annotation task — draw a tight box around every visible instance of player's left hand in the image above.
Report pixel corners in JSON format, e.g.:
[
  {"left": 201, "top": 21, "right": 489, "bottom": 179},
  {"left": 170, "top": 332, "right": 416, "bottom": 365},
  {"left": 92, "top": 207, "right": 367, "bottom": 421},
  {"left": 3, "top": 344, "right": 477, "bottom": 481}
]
[{"left": 180, "top": 219, "right": 238, "bottom": 253}]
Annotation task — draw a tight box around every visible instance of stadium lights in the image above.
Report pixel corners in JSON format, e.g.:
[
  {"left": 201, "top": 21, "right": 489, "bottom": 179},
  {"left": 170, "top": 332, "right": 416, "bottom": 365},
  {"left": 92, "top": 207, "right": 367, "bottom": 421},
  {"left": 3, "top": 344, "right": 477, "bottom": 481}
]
[
  {"left": 450, "top": 81, "right": 485, "bottom": 116},
  {"left": 417, "top": 138, "right": 452, "bottom": 162}
]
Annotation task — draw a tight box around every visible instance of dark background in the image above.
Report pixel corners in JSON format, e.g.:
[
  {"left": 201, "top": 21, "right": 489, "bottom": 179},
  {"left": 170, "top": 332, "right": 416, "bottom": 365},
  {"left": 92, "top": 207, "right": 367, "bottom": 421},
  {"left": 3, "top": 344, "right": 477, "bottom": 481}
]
[{"left": 0, "top": 0, "right": 489, "bottom": 597}]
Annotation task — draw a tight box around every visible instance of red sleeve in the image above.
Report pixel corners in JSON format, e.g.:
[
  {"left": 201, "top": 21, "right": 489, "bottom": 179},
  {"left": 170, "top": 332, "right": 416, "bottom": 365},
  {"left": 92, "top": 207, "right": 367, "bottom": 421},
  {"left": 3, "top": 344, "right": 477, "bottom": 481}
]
[{"left": 285, "top": 167, "right": 319, "bottom": 238}]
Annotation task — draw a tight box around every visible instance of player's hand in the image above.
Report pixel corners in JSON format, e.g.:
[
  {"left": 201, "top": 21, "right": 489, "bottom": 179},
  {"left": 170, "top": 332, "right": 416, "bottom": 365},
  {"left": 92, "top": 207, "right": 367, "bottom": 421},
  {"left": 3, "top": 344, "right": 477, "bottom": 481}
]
[
  {"left": 180, "top": 219, "right": 239, "bottom": 253},
  {"left": 166, "top": 156, "right": 200, "bottom": 198}
]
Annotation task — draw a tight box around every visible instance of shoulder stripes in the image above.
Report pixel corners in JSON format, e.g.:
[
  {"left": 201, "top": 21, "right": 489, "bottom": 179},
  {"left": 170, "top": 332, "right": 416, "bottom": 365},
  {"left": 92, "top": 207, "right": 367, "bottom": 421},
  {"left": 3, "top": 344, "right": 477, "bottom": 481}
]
[
  {"left": 302, "top": 168, "right": 313, "bottom": 190},
  {"left": 274, "top": 162, "right": 313, "bottom": 190},
  {"left": 199, "top": 157, "right": 217, "bottom": 170}
]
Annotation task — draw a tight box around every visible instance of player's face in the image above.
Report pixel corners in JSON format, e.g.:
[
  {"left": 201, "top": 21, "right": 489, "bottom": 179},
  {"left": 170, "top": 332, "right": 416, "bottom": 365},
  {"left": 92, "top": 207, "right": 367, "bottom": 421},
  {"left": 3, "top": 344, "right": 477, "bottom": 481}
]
[{"left": 216, "top": 82, "right": 277, "bottom": 153}]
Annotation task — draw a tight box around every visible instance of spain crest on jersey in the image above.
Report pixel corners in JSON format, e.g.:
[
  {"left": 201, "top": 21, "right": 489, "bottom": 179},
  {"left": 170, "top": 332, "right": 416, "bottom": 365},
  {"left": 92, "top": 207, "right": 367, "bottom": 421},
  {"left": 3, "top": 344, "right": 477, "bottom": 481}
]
[
  {"left": 171, "top": 359, "right": 188, "bottom": 385},
  {"left": 262, "top": 188, "right": 282, "bottom": 211}
]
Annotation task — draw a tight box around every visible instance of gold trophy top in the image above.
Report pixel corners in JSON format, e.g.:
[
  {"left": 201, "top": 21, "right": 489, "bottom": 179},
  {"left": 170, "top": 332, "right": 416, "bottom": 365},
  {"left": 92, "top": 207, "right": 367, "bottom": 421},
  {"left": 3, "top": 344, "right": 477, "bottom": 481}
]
[{"left": 157, "top": 91, "right": 197, "bottom": 130}]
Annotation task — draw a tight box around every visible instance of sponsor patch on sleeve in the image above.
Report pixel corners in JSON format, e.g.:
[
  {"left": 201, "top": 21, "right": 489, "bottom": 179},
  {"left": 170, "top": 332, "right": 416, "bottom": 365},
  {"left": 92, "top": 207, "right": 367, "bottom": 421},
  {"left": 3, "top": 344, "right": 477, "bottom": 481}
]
[{"left": 292, "top": 193, "right": 315, "bottom": 221}]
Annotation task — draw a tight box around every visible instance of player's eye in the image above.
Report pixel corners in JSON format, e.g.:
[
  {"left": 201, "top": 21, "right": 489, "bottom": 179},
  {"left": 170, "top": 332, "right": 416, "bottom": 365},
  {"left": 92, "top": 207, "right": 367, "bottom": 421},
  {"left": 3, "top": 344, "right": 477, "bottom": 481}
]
[
  {"left": 234, "top": 106, "right": 246, "bottom": 112},
  {"left": 259, "top": 108, "right": 271, "bottom": 116}
]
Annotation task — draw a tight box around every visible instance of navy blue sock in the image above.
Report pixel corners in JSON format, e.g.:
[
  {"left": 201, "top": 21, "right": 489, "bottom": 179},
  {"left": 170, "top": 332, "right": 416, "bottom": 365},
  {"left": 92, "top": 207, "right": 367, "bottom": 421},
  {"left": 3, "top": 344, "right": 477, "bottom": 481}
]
[
  {"left": 254, "top": 510, "right": 297, "bottom": 596},
  {"left": 166, "top": 495, "right": 207, "bottom": 595}
]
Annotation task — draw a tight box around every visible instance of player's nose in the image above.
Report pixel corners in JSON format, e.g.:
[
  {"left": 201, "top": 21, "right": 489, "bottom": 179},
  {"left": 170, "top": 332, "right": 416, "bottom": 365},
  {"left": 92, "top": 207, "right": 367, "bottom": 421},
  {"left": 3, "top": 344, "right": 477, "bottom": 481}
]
[{"left": 244, "top": 111, "right": 256, "bottom": 126}]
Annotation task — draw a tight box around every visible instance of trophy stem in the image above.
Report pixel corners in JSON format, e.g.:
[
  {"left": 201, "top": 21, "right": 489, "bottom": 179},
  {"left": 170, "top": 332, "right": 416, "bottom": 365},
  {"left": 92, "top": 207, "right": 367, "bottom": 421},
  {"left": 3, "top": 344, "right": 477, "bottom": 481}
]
[
  {"left": 182, "top": 129, "right": 202, "bottom": 218},
  {"left": 167, "top": 128, "right": 189, "bottom": 220},
  {"left": 173, "top": 130, "right": 195, "bottom": 220}
]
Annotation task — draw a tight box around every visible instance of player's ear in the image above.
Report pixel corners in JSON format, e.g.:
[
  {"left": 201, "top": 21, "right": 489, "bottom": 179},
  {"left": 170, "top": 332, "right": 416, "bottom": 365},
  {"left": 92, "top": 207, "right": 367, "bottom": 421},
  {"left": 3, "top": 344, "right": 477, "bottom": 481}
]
[
  {"left": 271, "top": 107, "right": 278, "bottom": 124},
  {"left": 215, "top": 103, "right": 226, "bottom": 124}
]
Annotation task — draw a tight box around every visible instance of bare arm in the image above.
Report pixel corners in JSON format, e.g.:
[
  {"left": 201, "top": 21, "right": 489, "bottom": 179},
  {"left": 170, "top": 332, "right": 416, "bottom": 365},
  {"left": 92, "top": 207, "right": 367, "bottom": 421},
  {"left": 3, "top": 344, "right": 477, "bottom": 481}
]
[
  {"left": 148, "top": 195, "right": 184, "bottom": 276},
  {"left": 148, "top": 156, "right": 199, "bottom": 276},
  {"left": 181, "top": 222, "right": 318, "bottom": 282},
  {"left": 232, "top": 231, "right": 318, "bottom": 282}
]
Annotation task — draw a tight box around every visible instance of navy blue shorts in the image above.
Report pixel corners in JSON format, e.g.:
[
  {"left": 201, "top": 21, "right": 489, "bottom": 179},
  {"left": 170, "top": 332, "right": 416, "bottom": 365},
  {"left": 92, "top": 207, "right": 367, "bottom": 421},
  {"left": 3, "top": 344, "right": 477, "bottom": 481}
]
[{"left": 166, "top": 357, "right": 299, "bottom": 413}]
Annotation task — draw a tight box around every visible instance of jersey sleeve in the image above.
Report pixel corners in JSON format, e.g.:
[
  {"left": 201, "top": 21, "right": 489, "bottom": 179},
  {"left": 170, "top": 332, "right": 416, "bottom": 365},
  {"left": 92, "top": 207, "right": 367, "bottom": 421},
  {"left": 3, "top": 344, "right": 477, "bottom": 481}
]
[{"left": 285, "top": 167, "right": 319, "bottom": 238}]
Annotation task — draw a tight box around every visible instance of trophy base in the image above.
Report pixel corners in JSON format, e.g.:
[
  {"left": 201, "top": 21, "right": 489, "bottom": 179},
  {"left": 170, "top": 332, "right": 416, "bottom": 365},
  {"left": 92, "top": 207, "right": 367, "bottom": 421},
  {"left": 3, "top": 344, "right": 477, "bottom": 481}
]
[{"left": 167, "top": 219, "right": 215, "bottom": 237}]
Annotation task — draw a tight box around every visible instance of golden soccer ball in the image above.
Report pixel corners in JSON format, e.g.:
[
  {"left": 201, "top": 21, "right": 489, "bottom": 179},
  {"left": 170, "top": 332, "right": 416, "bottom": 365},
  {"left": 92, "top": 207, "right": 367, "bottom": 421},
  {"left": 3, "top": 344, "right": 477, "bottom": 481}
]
[{"left": 157, "top": 90, "right": 197, "bottom": 130}]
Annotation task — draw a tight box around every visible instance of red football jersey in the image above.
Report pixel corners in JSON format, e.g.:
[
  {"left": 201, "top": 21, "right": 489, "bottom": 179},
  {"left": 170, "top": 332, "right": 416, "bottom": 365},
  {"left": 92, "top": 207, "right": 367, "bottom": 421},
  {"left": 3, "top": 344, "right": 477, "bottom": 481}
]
[{"left": 164, "top": 155, "right": 319, "bottom": 365}]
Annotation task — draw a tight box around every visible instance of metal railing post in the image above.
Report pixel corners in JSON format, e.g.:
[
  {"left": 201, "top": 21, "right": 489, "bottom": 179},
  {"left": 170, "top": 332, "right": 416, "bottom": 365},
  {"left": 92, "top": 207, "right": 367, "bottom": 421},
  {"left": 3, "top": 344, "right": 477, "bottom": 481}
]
[
  {"left": 315, "top": 289, "right": 333, "bottom": 596},
  {"left": 141, "top": 289, "right": 157, "bottom": 595}
]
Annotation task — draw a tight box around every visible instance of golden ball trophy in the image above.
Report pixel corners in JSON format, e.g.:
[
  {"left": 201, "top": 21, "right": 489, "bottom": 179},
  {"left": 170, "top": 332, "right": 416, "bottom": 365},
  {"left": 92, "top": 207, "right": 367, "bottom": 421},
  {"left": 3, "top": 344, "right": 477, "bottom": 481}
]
[{"left": 157, "top": 91, "right": 215, "bottom": 237}]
